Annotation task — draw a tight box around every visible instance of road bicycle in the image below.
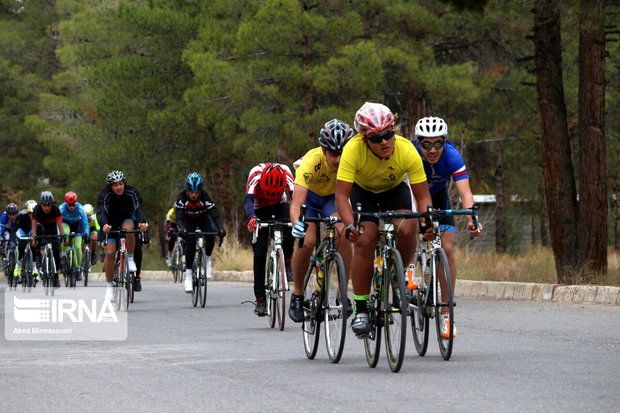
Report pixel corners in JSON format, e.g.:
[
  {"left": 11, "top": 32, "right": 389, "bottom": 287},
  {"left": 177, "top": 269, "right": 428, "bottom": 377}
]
[
  {"left": 354, "top": 204, "right": 425, "bottom": 372},
  {"left": 408, "top": 206, "right": 479, "bottom": 361},
  {"left": 298, "top": 206, "right": 349, "bottom": 363},
  {"left": 37, "top": 234, "right": 64, "bottom": 296},
  {"left": 62, "top": 232, "right": 85, "bottom": 289},
  {"left": 184, "top": 230, "right": 222, "bottom": 308},
  {"left": 252, "top": 218, "right": 291, "bottom": 330},
  {"left": 105, "top": 229, "right": 142, "bottom": 311},
  {"left": 1, "top": 239, "right": 18, "bottom": 288},
  {"left": 170, "top": 236, "right": 185, "bottom": 284}
]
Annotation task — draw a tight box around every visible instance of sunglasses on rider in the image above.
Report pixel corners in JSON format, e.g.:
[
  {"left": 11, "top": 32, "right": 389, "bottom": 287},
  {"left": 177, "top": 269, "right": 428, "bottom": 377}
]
[
  {"left": 366, "top": 130, "right": 395, "bottom": 144},
  {"left": 189, "top": 190, "right": 201, "bottom": 194},
  {"left": 67, "top": 204, "right": 76, "bottom": 208},
  {"left": 420, "top": 140, "right": 445, "bottom": 150}
]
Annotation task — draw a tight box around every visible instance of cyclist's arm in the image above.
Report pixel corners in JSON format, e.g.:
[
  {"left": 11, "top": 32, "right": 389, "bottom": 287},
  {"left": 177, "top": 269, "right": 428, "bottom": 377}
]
[
  {"left": 243, "top": 194, "right": 256, "bottom": 219},
  {"left": 80, "top": 208, "right": 90, "bottom": 237},
  {"left": 335, "top": 179, "right": 354, "bottom": 227},
  {"left": 290, "top": 184, "right": 308, "bottom": 224},
  {"left": 453, "top": 178, "right": 479, "bottom": 235},
  {"left": 56, "top": 217, "right": 65, "bottom": 236},
  {"left": 96, "top": 190, "right": 109, "bottom": 228},
  {"left": 203, "top": 192, "right": 225, "bottom": 231}
]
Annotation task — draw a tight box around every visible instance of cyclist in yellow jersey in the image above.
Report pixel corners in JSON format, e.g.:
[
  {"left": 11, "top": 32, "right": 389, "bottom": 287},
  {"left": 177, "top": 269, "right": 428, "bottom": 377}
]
[
  {"left": 336, "top": 102, "right": 432, "bottom": 337},
  {"left": 288, "top": 119, "right": 355, "bottom": 322},
  {"left": 164, "top": 207, "right": 177, "bottom": 266}
]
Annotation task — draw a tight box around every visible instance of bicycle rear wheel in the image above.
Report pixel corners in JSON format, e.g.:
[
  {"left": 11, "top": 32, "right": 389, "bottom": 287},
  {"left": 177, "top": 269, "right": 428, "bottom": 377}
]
[
  {"left": 302, "top": 257, "right": 321, "bottom": 359},
  {"left": 410, "top": 251, "right": 429, "bottom": 356},
  {"left": 384, "top": 248, "right": 407, "bottom": 372},
  {"left": 276, "top": 248, "right": 286, "bottom": 331},
  {"left": 364, "top": 293, "right": 382, "bottom": 368},
  {"left": 199, "top": 251, "right": 208, "bottom": 308},
  {"left": 433, "top": 248, "right": 454, "bottom": 360},
  {"left": 323, "top": 252, "right": 347, "bottom": 363}
]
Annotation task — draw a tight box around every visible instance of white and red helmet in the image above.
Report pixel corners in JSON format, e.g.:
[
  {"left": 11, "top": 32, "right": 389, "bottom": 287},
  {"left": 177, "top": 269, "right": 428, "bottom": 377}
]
[{"left": 353, "top": 102, "right": 395, "bottom": 135}]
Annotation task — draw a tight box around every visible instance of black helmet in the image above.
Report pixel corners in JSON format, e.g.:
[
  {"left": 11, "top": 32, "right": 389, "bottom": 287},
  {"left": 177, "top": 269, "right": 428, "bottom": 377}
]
[{"left": 318, "top": 119, "right": 355, "bottom": 153}]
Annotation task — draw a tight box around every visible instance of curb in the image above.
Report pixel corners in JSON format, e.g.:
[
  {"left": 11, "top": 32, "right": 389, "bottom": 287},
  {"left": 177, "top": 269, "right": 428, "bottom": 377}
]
[{"left": 89, "top": 271, "right": 620, "bottom": 306}]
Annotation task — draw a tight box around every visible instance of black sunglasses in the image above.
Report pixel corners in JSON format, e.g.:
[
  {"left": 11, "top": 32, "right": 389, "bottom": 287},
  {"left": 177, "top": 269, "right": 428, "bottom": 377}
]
[
  {"left": 366, "top": 130, "right": 395, "bottom": 144},
  {"left": 420, "top": 140, "right": 445, "bottom": 150}
]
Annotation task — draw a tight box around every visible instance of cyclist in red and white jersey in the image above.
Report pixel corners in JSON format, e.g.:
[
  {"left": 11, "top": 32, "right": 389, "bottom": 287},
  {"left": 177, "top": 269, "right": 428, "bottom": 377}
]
[{"left": 244, "top": 163, "right": 294, "bottom": 316}]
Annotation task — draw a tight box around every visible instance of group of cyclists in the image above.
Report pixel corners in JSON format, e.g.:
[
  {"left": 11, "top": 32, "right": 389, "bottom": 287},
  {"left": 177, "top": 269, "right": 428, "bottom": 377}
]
[
  {"left": 1, "top": 101, "right": 481, "bottom": 341},
  {"left": 236, "top": 102, "right": 481, "bottom": 340}
]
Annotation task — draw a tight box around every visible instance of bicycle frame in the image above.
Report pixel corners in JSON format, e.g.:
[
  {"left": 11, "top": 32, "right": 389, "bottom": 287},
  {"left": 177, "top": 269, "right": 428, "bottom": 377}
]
[{"left": 184, "top": 230, "right": 221, "bottom": 308}]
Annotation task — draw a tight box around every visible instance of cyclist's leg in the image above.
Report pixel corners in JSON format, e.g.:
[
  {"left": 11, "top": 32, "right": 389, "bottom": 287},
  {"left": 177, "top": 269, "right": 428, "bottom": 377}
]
[
  {"left": 122, "top": 219, "right": 136, "bottom": 254},
  {"left": 61, "top": 223, "right": 70, "bottom": 258},
  {"left": 104, "top": 239, "right": 117, "bottom": 283},
  {"left": 203, "top": 225, "right": 215, "bottom": 278}
]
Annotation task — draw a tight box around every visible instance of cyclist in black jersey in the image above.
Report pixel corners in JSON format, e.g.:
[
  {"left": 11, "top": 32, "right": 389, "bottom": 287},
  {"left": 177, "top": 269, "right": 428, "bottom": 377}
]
[
  {"left": 97, "top": 171, "right": 147, "bottom": 301},
  {"left": 174, "top": 172, "right": 226, "bottom": 293}
]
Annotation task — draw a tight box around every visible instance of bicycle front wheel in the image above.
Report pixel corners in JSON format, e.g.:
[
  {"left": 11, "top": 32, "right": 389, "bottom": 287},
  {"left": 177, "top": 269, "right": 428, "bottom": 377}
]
[
  {"left": 265, "top": 251, "right": 276, "bottom": 328},
  {"left": 199, "top": 251, "right": 208, "bottom": 308},
  {"left": 302, "top": 257, "right": 321, "bottom": 359},
  {"left": 384, "top": 248, "right": 407, "bottom": 372},
  {"left": 191, "top": 254, "right": 200, "bottom": 307},
  {"left": 83, "top": 248, "right": 90, "bottom": 287},
  {"left": 323, "top": 252, "right": 347, "bottom": 363},
  {"left": 172, "top": 246, "right": 181, "bottom": 283},
  {"left": 433, "top": 248, "right": 454, "bottom": 360},
  {"left": 364, "top": 293, "right": 382, "bottom": 368},
  {"left": 127, "top": 271, "right": 134, "bottom": 307},
  {"left": 410, "top": 251, "right": 429, "bottom": 356},
  {"left": 276, "top": 248, "right": 286, "bottom": 331}
]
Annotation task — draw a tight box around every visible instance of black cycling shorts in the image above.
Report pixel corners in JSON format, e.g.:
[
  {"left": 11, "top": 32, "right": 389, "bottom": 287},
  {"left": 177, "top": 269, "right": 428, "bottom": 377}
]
[{"left": 350, "top": 181, "right": 413, "bottom": 224}]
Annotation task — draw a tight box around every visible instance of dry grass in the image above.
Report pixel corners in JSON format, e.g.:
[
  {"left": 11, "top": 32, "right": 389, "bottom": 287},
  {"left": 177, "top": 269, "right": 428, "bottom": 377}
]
[
  {"left": 146, "top": 238, "right": 620, "bottom": 286},
  {"left": 458, "top": 245, "right": 620, "bottom": 286},
  {"left": 212, "top": 236, "right": 254, "bottom": 272}
]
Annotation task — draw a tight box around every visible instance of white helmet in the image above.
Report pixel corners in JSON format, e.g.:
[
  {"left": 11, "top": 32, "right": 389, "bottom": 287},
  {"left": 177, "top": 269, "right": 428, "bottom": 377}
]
[
  {"left": 83, "top": 204, "right": 95, "bottom": 216},
  {"left": 414, "top": 117, "right": 448, "bottom": 138}
]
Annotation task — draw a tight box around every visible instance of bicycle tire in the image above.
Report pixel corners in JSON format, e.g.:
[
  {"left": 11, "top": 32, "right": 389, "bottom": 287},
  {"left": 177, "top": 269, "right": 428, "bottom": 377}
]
[
  {"left": 410, "top": 250, "right": 429, "bottom": 356},
  {"left": 83, "top": 247, "right": 90, "bottom": 287},
  {"left": 384, "top": 248, "right": 407, "bottom": 372},
  {"left": 364, "top": 292, "right": 382, "bottom": 368},
  {"left": 199, "top": 250, "right": 208, "bottom": 308},
  {"left": 302, "top": 256, "right": 321, "bottom": 359},
  {"left": 48, "top": 248, "right": 56, "bottom": 296},
  {"left": 172, "top": 246, "right": 181, "bottom": 283},
  {"left": 276, "top": 248, "right": 286, "bottom": 331},
  {"left": 42, "top": 250, "right": 50, "bottom": 296},
  {"left": 191, "top": 254, "right": 200, "bottom": 307},
  {"left": 127, "top": 271, "right": 134, "bottom": 307},
  {"left": 63, "top": 250, "right": 71, "bottom": 288},
  {"left": 323, "top": 252, "right": 347, "bottom": 363},
  {"left": 7, "top": 249, "right": 16, "bottom": 288},
  {"left": 265, "top": 252, "right": 276, "bottom": 328},
  {"left": 433, "top": 248, "right": 454, "bottom": 360},
  {"left": 23, "top": 248, "right": 33, "bottom": 293}
]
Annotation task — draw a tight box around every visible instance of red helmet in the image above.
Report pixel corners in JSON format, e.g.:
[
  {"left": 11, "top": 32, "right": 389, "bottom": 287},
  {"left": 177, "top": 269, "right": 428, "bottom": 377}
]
[
  {"left": 354, "top": 102, "right": 395, "bottom": 135},
  {"left": 64, "top": 191, "right": 78, "bottom": 204},
  {"left": 259, "top": 164, "right": 287, "bottom": 200}
]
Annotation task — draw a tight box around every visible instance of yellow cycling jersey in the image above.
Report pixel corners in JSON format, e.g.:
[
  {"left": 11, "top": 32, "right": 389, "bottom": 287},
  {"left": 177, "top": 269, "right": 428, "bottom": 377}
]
[
  {"left": 166, "top": 208, "right": 176, "bottom": 223},
  {"left": 337, "top": 134, "right": 427, "bottom": 193},
  {"left": 294, "top": 147, "right": 338, "bottom": 196}
]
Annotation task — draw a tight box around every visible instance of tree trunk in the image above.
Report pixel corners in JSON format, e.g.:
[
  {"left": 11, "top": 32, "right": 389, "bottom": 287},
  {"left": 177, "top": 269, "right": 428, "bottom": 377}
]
[
  {"left": 532, "top": 0, "right": 580, "bottom": 284},
  {"left": 578, "top": 0, "right": 607, "bottom": 282},
  {"left": 495, "top": 144, "right": 507, "bottom": 253}
]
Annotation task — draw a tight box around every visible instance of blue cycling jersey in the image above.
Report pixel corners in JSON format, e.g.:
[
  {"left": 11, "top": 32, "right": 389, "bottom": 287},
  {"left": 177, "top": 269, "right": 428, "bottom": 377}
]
[
  {"left": 59, "top": 202, "right": 89, "bottom": 236},
  {"left": 0, "top": 212, "right": 16, "bottom": 235},
  {"left": 413, "top": 139, "right": 470, "bottom": 195}
]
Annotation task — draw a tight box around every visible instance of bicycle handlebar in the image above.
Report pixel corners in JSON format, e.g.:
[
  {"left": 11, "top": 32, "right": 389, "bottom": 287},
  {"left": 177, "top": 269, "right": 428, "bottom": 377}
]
[
  {"left": 182, "top": 230, "right": 224, "bottom": 247},
  {"left": 298, "top": 204, "right": 342, "bottom": 248},
  {"left": 251, "top": 218, "right": 291, "bottom": 244}
]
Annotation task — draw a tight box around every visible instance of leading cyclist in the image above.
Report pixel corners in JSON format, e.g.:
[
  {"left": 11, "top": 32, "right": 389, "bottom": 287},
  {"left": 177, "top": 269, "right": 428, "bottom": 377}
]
[
  {"left": 97, "top": 171, "right": 147, "bottom": 301},
  {"left": 335, "top": 102, "right": 432, "bottom": 338}
]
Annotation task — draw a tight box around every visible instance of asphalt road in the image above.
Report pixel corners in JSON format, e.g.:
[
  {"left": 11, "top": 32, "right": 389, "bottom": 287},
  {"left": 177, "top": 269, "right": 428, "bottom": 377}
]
[{"left": 1, "top": 281, "right": 619, "bottom": 412}]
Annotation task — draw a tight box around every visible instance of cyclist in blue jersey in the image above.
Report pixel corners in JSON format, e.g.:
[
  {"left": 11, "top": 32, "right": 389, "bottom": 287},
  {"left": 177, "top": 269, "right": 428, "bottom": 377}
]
[
  {"left": 412, "top": 116, "right": 482, "bottom": 339},
  {"left": 0, "top": 203, "right": 19, "bottom": 243},
  {"left": 59, "top": 191, "right": 90, "bottom": 281}
]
